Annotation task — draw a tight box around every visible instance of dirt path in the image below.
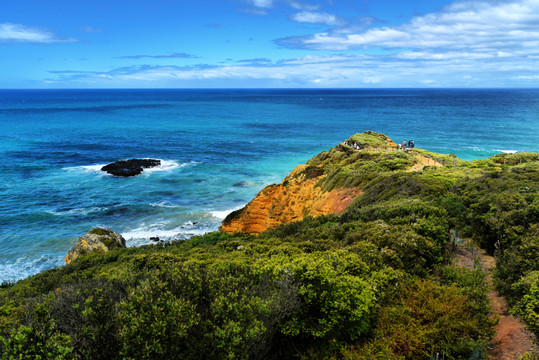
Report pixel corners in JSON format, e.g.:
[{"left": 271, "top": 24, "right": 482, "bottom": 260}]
[
  {"left": 356, "top": 146, "right": 444, "bottom": 171},
  {"left": 454, "top": 239, "right": 537, "bottom": 359},
  {"left": 408, "top": 152, "right": 444, "bottom": 171}
]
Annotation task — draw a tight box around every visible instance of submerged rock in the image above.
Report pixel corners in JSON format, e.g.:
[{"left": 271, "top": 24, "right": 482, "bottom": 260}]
[
  {"left": 65, "top": 228, "right": 126, "bottom": 264},
  {"left": 233, "top": 181, "right": 249, "bottom": 187},
  {"left": 101, "top": 158, "right": 161, "bottom": 177}
]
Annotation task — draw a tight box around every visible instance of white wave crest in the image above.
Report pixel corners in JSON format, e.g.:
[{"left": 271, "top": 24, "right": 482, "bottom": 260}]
[
  {"left": 497, "top": 149, "right": 518, "bottom": 154},
  {"left": 210, "top": 206, "right": 245, "bottom": 220},
  {"left": 0, "top": 255, "right": 64, "bottom": 283},
  {"left": 149, "top": 200, "right": 180, "bottom": 208},
  {"left": 121, "top": 221, "right": 211, "bottom": 247},
  {"left": 142, "top": 159, "right": 181, "bottom": 173},
  {"left": 83, "top": 164, "right": 107, "bottom": 172},
  {"left": 62, "top": 164, "right": 107, "bottom": 173},
  {"left": 65, "top": 159, "right": 195, "bottom": 175},
  {"left": 46, "top": 206, "right": 107, "bottom": 216}
]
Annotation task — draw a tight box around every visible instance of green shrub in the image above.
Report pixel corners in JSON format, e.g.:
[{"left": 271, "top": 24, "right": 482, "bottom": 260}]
[
  {"left": 1, "top": 324, "right": 74, "bottom": 360},
  {"left": 511, "top": 271, "right": 539, "bottom": 336},
  {"left": 368, "top": 279, "right": 491, "bottom": 359},
  {"left": 117, "top": 277, "right": 199, "bottom": 360}
]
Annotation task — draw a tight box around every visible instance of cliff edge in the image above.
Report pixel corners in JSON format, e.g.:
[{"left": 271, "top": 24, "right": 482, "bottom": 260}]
[{"left": 220, "top": 131, "right": 404, "bottom": 234}]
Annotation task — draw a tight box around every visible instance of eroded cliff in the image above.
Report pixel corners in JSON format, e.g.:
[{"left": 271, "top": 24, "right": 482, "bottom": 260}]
[
  {"left": 220, "top": 131, "right": 403, "bottom": 234},
  {"left": 220, "top": 164, "right": 363, "bottom": 234}
]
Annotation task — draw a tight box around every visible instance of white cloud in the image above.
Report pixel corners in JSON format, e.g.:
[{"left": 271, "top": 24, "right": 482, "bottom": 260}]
[
  {"left": 516, "top": 75, "right": 539, "bottom": 80},
  {"left": 278, "top": 53, "right": 371, "bottom": 65},
  {"left": 279, "top": 0, "right": 539, "bottom": 57},
  {"left": 397, "top": 51, "right": 495, "bottom": 60},
  {"left": 46, "top": 51, "right": 530, "bottom": 88},
  {"left": 288, "top": 1, "right": 321, "bottom": 11},
  {"left": 58, "top": 39, "right": 539, "bottom": 88},
  {"left": 363, "top": 77, "right": 382, "bottom": 84},
  {"left": 250, "top": 0, "right": 274, "bottom": 8},
  {"left": 291, "top": 11, "right": 342, "bottom": 26},
  {"left": 0, "top": 23, "right": 77, "bottom": 43},
  {"left": 41, "top": 0, "right": 539, "bottom": 88}
]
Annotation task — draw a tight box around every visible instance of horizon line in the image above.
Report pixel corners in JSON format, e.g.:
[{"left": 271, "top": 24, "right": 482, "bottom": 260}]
[{"left": 1, "top": 87, "right": 539, "bottom": 91}]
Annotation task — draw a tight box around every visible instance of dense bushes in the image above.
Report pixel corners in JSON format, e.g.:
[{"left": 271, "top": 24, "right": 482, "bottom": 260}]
[
  {"left": 444, "top": 161, "right": 539, "bottom": 340},
  {"left": 511, "top": 271, "right": 539, "bottom": 335},
  {"left": 365, "top": 278, "right": 491, "bottom": 359}
]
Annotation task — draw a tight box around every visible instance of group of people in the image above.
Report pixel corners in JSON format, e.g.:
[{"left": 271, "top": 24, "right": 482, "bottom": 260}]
[
  {"left": 398, "top": 139, "right": 415, "bottom": 151},
  {"left": 341, "top": 141, "right": 362, "bottom": 150},
  {"left": 340, "top": 139, "right": 415, "bottom": 152}
]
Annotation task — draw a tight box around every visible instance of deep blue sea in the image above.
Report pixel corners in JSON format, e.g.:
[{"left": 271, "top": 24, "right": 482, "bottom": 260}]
[{"left": 1, "top": 89, "right": 538, "bottom": 282}]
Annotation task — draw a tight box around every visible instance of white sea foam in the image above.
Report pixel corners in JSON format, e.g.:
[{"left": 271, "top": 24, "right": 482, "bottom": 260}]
[
  {"left": 81, "top": 164, "right": 108, "bottom": 172},
  {"left": 62, "top": 164, "right": 107, "bottom": 173},
  {"left": 210, "top": 206, "right": 245, "bottom": 220},
  {"left": 142, "top": 159, "right": 181, "bottom": 173},
  {"left": 65, "top": 159, "right": 194, "bottom": 175},
  {"left": 0, "top": 255, "right": 64, "bottom": 283},
  {"left": 46, "top": 206, "right": 107, "bottom": 216},
  {"left": 121, "top": 221, "right": 211, "bottom": 247},
  {"left": 497, "top": 149, "right": 518, "bottom": 154},
  {"left": 149, "top": 200, "right": 180, "bottom": 208}
]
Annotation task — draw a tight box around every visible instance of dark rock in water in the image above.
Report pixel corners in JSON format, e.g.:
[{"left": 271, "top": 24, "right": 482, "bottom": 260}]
[
  {"left": 101, "top": 159, "right": 161, "bottom": 177},
  {"left": 233, "top": 181, "right": 249, "bottom": 187},
  {"left": 150, "top": 236, "right": 160, "bottom": 242},
  {"left": 65, "top": 228, "right": 126, "bottom": 264}
]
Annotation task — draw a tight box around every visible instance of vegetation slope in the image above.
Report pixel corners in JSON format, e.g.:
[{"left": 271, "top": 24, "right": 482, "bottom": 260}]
[{"left": 1, "top": 132, "right": 538, "bottom": 359}]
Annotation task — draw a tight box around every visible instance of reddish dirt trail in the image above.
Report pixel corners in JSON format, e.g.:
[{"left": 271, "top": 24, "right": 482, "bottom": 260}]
[
  {"left": 408, "top": 152, "right": 444, "bottom": 171},
  {"left": 356, "top": 146, "right": 444, "bottom": 171},
  {"left": 454, "top": 240, "right": 537, "bottom": 359}
]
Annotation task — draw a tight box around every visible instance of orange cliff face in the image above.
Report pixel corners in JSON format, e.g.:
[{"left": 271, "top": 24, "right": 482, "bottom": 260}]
[
  {"left": 220, "top": 163, "right": 362, "bottom": 234},
  {"left": 219, "top": 131, "right": 404, "bottom": 235}
]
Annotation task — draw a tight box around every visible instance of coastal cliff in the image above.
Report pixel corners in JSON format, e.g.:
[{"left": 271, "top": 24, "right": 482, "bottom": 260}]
[
  {"left": 221, "top": 131, "right": 401, "bottom": 233},
  {"left": 220, "top": 164, "right": 363, "bottom": 234},
  {"left": 3, "top": 131, "right": 538, "bottom": 360}
]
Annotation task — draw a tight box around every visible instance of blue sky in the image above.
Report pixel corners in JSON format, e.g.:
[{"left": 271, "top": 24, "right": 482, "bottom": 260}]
[{"left": 1, "top": 0, "right": 539, "bottom": 88}]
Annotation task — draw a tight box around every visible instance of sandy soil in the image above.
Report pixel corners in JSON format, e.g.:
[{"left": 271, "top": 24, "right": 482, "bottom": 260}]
[{"left": 408, "top": 152, "right": 444, "bottom": 171}]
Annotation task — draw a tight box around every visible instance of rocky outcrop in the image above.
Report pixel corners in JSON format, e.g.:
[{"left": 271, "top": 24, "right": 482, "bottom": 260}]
[
  {"left": 101, "top": 159, "right": 160, "bottom": 177},
  {"left": 220, "top": 163, "right": 361, "bottom": 234},
  {"left": 220, "top": 131, "right": 402, "bottom": 234},
  {"left": 65, "top": 228, "right": 126, "bottom": 264}
]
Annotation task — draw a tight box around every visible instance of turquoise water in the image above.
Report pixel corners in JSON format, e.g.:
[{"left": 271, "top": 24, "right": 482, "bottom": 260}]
[{"left": 1, "top": 89, "right": 538, "bottom": 282}]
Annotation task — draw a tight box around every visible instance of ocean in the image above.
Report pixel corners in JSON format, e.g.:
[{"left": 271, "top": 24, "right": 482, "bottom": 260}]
[{"left": 1, "top": 88, "right": 538, "bottom": 282}]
